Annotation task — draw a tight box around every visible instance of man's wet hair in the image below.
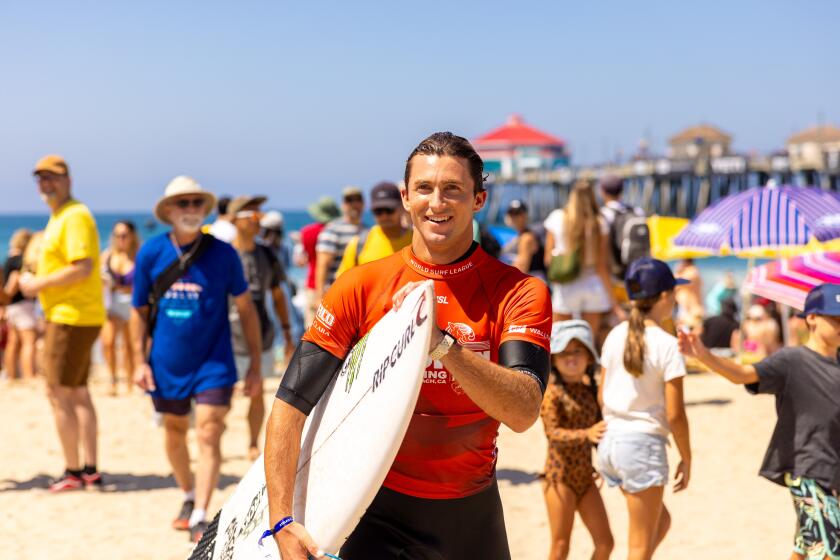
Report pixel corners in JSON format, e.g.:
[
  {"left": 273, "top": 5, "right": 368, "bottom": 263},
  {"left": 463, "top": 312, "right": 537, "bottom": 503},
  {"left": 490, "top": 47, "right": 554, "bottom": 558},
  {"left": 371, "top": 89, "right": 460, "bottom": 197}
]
[{"left": 404, "top": 132, "right": 486, "bottom": 194}]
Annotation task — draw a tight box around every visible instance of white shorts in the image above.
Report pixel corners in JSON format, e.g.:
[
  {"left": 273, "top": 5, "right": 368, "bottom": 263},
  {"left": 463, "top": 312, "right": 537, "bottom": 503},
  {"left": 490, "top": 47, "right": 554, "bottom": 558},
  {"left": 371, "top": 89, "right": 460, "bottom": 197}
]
[
  {"left": 551, "top": 270, "right": 611, "bottom": 315},
  {"left": 6, "top": 300, "right": 38, "bottom": 330},
  {"left": 597, "top": 431, "right": 669, "bottom": 493},
  {"left": 107, "top": 291, "right": 133, "bottom": 322},
  {"left": 234, "top": 349, "right": 276, "bottom": 381}
]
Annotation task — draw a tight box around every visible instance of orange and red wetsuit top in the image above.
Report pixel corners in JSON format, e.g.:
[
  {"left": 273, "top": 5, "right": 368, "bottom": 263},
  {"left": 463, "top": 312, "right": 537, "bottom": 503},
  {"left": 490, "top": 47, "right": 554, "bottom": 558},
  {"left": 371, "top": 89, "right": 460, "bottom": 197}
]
[{"left": 300, "top": 244, "right": 551, "bottom": 499}]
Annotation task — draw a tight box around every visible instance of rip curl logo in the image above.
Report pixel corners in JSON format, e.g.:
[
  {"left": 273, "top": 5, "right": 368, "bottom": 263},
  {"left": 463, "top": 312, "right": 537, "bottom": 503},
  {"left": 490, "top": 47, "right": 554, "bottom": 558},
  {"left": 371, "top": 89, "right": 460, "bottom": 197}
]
[
  {"left": 508, "top": 324, "right": 526, "bottom": 334},
  {"left": 414, "top": 291, "right": 429, "bottom": 327},
  {"left": 446, "top": 322, "right": 475, "bottom": 344},
  {"left": 372, "top": 320, "right": 418, "bottom": 392},
  {"left": 339, "top": 333, "right": 369, "bottom": 393}
]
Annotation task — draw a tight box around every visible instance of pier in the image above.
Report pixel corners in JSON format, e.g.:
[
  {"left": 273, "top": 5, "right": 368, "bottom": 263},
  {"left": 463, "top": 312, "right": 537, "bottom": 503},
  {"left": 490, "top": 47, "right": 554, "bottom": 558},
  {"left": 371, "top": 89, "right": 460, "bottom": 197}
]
[{"left": 477, "top": 120, "right": 840, "bottom": 224}]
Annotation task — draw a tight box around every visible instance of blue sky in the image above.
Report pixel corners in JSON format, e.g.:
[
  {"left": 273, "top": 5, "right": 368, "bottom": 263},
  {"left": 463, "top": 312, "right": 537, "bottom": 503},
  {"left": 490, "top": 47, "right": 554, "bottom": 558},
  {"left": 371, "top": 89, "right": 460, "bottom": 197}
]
[{"left": 1, "top": 0, "right": 838, "bottom": 212}]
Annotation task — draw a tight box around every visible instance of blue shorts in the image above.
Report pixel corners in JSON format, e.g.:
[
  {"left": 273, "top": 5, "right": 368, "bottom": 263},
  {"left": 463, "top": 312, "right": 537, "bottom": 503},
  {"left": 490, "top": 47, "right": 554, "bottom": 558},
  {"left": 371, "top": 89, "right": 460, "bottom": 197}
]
[{"left": 597, "top": 431, "right": 668, "bottom": 493}]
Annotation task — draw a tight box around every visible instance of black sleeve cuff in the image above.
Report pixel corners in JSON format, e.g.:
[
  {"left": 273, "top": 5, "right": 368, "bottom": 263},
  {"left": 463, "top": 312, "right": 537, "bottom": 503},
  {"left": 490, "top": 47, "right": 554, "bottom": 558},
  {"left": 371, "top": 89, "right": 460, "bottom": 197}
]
[
  {"left": 499, "top": 340, "right": 549, "bottom": 394},
  {"left": 275, "top": 386, "right": 317, "bottom": 416},
  {"left": 274, "top": 340, "right": 344, "bottom": 416},
  {"left": 513, "top": 367, "right": 546, "bottom": 394}
]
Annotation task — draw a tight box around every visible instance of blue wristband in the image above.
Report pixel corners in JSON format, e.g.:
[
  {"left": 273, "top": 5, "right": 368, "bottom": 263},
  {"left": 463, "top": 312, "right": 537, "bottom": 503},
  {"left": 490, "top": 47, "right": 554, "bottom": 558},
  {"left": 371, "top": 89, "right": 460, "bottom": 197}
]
[{"left": 258, "top": 516, "right": 294, "bottom": 546}]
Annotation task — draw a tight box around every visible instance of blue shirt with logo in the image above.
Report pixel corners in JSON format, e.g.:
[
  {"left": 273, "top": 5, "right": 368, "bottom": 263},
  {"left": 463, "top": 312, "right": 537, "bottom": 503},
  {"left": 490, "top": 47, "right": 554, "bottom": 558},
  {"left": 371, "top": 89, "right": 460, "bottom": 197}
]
[{"left": 133, "top": 233, "right": 248, "bottom": 400}]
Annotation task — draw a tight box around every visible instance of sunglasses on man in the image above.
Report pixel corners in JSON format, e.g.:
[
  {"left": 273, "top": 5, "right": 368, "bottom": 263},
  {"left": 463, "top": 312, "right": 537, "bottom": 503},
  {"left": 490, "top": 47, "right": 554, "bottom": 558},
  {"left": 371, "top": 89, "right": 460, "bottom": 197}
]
[
  {"left": 372, "top": 207, "right": 396, "bottom": 216},
  {"left": 172, "top": 197, "right": 206, "bottom": 209},
  {"left": 344, "top": 195, "right": 363, "bottom": 204},
  {"left": 33, "top": 172, "right": 67, "bottom": 183}
]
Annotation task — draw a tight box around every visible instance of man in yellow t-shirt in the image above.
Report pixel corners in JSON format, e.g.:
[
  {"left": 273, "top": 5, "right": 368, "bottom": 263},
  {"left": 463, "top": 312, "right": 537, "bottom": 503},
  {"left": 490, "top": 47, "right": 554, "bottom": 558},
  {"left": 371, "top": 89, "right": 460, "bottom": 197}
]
[
  {"left": 20, "top": 155, "right": 105, "bottom": 493},
  {"left": 336, "top": 181, "right": 412, "bottom": 277}
]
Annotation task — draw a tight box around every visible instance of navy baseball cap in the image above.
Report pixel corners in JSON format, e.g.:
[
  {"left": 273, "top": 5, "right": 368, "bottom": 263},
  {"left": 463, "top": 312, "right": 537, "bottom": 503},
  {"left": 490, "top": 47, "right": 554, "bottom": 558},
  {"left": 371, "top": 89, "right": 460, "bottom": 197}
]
[
  {"left": 798, "top": 284, "right": 840, "bottom": 317},
  {"left": 370, "top": 181, "right": 401, "bottom": 210},
  {"left": 625, "top": 257, "right": 689, "bottom": 300}
]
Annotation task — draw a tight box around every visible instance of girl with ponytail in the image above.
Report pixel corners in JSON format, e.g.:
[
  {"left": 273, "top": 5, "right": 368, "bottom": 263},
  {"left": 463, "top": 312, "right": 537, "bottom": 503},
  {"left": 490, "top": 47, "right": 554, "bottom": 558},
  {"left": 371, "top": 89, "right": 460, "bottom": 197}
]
[{"left": 596, "top": 257, "right": 692, "bottom": 560}]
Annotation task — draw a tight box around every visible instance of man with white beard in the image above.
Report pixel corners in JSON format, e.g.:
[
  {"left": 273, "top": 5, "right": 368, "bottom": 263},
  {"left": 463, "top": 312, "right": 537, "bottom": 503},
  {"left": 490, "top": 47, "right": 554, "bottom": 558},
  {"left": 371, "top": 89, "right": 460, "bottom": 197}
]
[{"left": 130, "top": 176, "right": 263, "bottom": 543}]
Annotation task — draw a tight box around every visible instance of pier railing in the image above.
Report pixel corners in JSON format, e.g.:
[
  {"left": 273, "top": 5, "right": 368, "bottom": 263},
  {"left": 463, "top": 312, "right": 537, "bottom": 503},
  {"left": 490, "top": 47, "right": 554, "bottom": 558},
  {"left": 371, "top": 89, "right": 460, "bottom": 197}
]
[{"left": 483, "top": 152, "right": 840, "bottom": 224}]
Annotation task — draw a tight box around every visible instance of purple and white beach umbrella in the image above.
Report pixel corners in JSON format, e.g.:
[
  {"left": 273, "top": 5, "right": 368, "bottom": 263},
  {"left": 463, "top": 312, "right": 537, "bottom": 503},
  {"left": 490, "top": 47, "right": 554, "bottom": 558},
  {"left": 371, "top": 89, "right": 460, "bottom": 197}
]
[{"left": 674, "top": 185, "right": 840, "bottom": 254}]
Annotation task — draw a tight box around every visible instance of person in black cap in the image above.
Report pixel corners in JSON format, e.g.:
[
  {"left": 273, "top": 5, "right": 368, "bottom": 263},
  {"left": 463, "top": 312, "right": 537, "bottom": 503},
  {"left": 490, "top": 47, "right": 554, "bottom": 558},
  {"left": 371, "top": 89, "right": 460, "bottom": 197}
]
[
  {"left": 679, "top": 283, "right": 840, "bottom": 559},
  {"left": 335, "top": 181, "right": 412, "bottom": 276},
  {"left": 597, "top": 257, "right": 692, "bottom": 559},
  {"left": 501, "top": 199, "right": 546, "bottom": 281}
]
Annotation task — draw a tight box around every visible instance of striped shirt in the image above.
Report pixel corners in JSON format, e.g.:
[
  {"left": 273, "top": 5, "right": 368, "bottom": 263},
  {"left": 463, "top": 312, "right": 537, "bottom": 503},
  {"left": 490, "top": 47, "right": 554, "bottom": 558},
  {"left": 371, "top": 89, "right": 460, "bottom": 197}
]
[{"left": 315, "top": 218, "right": 365, "bottom": 288}]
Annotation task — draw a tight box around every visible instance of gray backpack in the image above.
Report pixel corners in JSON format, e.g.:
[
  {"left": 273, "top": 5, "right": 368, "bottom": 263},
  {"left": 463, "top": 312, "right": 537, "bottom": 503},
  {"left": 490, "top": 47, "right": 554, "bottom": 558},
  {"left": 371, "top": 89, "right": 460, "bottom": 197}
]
[{"left": 610, "top": 208, "right": 650, "bottom": 279}]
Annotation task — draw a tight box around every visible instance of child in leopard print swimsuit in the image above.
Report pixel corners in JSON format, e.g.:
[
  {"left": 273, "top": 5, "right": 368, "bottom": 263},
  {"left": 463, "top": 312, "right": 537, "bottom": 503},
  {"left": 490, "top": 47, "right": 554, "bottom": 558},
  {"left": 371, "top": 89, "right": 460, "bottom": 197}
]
[{"left": 540, "top": 320, "right": 613, "bottom": 560}]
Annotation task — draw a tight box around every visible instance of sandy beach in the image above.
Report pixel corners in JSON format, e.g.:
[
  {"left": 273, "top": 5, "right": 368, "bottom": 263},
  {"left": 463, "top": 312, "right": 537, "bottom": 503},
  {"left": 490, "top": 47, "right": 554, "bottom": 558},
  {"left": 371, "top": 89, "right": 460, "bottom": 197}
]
[{"left": 1, "top": 366, "right": 792, "bottom": 559}]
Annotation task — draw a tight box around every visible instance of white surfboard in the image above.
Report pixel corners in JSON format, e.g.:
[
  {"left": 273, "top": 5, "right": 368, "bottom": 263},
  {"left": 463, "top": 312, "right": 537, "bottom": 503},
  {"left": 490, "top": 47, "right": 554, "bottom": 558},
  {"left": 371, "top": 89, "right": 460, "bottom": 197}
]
[{"left": 191, "top": 281, "right": 435, "bottom": 560}]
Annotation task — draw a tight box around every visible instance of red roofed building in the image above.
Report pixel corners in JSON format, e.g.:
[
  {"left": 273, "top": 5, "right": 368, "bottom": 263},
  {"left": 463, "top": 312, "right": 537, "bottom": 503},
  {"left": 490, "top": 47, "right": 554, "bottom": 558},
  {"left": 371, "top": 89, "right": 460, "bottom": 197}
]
[{"left": 473, "top": 114, "right": 570, "bottom": 179}]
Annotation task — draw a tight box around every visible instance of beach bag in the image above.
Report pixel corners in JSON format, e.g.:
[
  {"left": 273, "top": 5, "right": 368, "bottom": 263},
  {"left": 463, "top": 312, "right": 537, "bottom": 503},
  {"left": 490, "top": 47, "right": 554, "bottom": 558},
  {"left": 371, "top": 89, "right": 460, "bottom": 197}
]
[
  {"left": 610, "top": 208, "right": 650, "bottom": 278},
  {"left": 547, "top": 248, "right": 581, "bottom": 284}
]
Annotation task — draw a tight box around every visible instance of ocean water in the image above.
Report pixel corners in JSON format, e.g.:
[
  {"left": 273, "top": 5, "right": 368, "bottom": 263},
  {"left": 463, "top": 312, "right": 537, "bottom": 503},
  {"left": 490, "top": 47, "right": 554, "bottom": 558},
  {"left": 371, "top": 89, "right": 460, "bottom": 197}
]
[
  {"left": 0, "top": 211, "right": 760, "bottom": 300},
  {"left": 0, "top": 210, "right": 315, "bottom": 283}
]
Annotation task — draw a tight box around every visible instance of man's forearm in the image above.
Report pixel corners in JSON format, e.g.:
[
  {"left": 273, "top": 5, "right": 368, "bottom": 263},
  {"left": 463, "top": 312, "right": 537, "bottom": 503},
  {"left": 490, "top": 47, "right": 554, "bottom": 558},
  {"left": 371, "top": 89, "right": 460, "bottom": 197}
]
[
  {"left": 265, "top": 399, "right": 307, "bottom": 524},
  {"left": 440, "top": 344, "right": 542, "bottom": 432},
  {"left": 130, "top": 307, "right": 149, "bottom": 367},
  {"left": 273, "top": 287, "right": 292, "bottom": 330},
  {"left": 240, "top": 304, "right": 263, "bottom": 363}
]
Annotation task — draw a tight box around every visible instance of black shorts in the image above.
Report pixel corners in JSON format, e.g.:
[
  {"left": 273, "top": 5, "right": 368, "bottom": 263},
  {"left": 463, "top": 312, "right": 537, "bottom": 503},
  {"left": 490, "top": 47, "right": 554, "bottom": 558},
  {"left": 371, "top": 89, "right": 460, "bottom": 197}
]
[{"left": 339, "top": 479, "right": 510, "bottom": 560}]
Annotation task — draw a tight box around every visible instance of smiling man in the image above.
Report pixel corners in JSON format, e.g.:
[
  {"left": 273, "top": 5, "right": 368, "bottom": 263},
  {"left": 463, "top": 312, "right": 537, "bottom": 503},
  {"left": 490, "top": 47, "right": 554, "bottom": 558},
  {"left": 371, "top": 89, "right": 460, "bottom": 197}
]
[
  {"left": 21, "top": 155, "right": 106, "bottom": 493},
  {"left": 264, "top": 132, "right": 552, "bottom": 559}
]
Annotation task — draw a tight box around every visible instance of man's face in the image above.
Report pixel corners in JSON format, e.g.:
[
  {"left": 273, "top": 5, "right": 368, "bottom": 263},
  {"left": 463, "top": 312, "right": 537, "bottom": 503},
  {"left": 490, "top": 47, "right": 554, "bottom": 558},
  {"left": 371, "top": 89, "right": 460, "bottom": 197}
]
[
  {"left": 808, "top": 313, "right": 840, "bottom": 346},
  {"left": 342, "top": 193, "right": 364, "bottom": 221},
  {"left": 166, "top": 195, "right": 207, "bottom": 234},
  {"left": 505, "top": 209, "right": 528, "bottom": 230},
  {"left": 373, "top": 205, "right": 401, "bottom": 230},
  {"left": 233, "top": 205, "right": 262, "bottom": 237},
  {"left": 35, "top": 171, "right": 71, "bottom": 205},
  {"left": 402, "top": 155, "right": 485, "bottom": 249}
]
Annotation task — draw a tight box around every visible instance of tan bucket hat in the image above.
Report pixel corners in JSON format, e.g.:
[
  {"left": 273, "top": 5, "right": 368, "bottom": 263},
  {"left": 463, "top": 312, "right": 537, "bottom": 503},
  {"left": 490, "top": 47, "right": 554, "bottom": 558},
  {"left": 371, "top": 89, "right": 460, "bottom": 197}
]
[{"left": 154, "top": 176, "right": 217, "bottom": 225}]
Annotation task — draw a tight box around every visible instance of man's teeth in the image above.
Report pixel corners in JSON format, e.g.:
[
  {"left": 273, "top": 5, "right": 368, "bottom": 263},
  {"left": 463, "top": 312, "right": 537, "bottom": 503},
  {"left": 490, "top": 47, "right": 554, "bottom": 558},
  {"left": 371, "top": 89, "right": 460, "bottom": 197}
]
[{"left": 427, "top": 217, "right": 451, "bottom": 223}]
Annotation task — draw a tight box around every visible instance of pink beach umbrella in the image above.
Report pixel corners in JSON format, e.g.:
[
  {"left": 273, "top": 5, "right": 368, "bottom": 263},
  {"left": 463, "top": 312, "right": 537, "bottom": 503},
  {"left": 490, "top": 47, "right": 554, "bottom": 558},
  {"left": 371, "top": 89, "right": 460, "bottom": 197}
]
[{"left": 743, "top": 252, "right": 840, "bottom": 310}]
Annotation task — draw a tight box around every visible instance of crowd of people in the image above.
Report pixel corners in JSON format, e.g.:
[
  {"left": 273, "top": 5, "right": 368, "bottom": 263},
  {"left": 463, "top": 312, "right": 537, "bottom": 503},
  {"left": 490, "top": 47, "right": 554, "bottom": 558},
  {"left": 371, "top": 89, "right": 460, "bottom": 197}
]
[{"left": 1, "top": 141, "right": 838, "bottom": 559}]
